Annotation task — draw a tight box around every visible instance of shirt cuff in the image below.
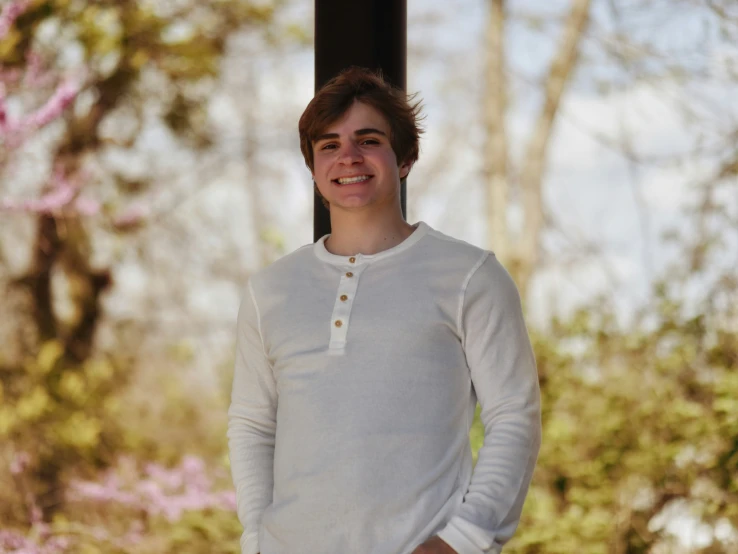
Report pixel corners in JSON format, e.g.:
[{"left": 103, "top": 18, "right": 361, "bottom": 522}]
[{"left": 436, "top": 516, "right": 501, "bottom": 554}]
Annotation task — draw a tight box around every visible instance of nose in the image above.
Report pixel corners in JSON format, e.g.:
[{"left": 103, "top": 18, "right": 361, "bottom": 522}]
[{"left": 337, "top": 141, "right": 363, "bottom": 165}]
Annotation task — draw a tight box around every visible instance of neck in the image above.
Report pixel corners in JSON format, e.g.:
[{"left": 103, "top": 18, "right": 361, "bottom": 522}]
[{"left": 324, "top": 209, "right": 416, "bottom": 256}]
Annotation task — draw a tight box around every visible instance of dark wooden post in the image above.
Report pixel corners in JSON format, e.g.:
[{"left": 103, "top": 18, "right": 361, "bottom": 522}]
[{"left": 313, "top": 0, "right": 408, "bottom": 242}]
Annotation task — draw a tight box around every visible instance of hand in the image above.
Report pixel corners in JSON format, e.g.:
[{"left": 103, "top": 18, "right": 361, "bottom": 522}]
[{"left": 411, "top": 535, "right": 458, "bottom": 554}]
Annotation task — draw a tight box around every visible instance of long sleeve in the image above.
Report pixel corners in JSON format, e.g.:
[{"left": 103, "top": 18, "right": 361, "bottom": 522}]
[
  {"left": 437, "top": 253, "right": 542, "bottom": 554},
  {"left": 227, "top": 280, "right": 278, "bottom": 554}
]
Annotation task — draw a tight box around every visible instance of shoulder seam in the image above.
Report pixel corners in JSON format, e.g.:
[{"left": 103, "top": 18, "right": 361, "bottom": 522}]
[
  {"left": 428, "top": 232, "right": 460, "bottom": 244},
  {"left": 427, "top": 228, "right": 472, "bottom": 246},
  {"left": 456, "top": 250, "right": 491, "bottom": 344},
  {"left": 426, "top": 228, "right": 492, "bottom": 253}
]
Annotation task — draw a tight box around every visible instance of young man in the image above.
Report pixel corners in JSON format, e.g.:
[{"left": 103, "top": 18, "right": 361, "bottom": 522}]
[{"left": 228, "top": 67, "right": 541, "bottom": 554}]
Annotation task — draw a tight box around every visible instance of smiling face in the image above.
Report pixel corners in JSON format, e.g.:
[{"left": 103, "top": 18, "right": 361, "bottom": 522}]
[{"left": 311, "top": 100, "right": 412, "bottom": 215}]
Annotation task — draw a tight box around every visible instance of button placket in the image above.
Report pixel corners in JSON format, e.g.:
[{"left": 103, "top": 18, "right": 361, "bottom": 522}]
[{"left": 328, "top": 261, "right": 364, "bottom": 352}]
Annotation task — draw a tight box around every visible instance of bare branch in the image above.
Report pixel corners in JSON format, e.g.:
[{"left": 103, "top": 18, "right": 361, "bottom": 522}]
[
  {"left": 483, "top": 0, "right": 511, "bottom": 263},
  {"left": 516, "top": 0, "right": 592, "bottom": 297}
]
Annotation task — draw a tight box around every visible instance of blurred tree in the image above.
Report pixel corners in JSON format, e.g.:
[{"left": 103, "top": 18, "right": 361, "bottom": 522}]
[
  {"left": 481, "top": 0, "right": 738, "bottom": 300},
  {"left": 473, "top": 0, "right": 738, "bottom": 550},
  {"left": 0, "top": 0, "right": 281, "bottom": 521},
  {"left": 483, "top": 0, "right": 591, "bottom": 300},
  {"left": 469, "top": 172, "right": 737, "bottom": 552},
  {"left": 506, "top": 229, "right": 738, "bottom": 553}
]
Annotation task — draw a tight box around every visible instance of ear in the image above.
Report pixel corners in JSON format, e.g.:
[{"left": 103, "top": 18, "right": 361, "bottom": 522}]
[{"left": 399, "top": 160, "right": 414, "bottom": 179}]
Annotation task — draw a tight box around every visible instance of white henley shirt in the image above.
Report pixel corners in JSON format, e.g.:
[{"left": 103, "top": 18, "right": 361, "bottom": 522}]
[{"left": 227, "top": 220, "right": 541, "bottom": 554}]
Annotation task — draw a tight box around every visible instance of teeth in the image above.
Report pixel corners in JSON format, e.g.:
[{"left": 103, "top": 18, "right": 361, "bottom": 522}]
[{"left": 337, "top": 175, "right": 370, "bottom": 184}]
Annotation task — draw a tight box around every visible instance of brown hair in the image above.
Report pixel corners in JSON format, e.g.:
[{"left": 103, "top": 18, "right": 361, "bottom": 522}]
[{"left": 298, "top": 66, "right": 425, "bottom": 208}]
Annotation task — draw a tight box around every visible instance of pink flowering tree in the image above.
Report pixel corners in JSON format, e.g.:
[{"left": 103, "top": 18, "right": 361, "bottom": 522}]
[
  {"left": 4, "top": 451, "right": 238, "bottom": 552},
  {"left": 68, "top": 455, "right": 236, "bottom": 522},
  {"left": 1, "top": 2, "right": 86, "bottom": 200},
  {"left": 0, "top": 0, "right": 278, "bottom": 529}
]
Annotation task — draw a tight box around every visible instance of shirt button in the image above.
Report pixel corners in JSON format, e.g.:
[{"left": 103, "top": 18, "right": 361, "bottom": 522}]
[
  {"left": 349, "top": 257, "right": 356, "bottom": 263},
  {"left": 346, "top": 272, "right": 354, "bottom": 278},
  {"left": 340, "top": 295, "right": 348, "bottom": 302},
  {"left": 335, "top": 320, "right": 343, "bottom": 327}
]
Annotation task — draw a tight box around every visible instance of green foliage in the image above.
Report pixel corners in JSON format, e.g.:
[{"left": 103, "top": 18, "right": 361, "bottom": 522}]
[
  {"left": 56, "top": 507, "right": 243, "bottom": 554},
  {"left": 153, "top": 510, "right": 242, "bottom": 554},
  {"left": 0, "top": 0, "right": 283, "bottom": 154},
  {"left": 1, "top": 341, "right": 124, "bottom": 452},
  {"left": 500, "top": 279, "right": 738, "bottom": 553},
  {"left": 56, "top": 454, "right": 241, "bottom": 554},
  {"left": 0, "top": 341, "right": 129, "bottom": 521},
  {"left": 115, "top": 369, "right": 229, "bottom": 465}
]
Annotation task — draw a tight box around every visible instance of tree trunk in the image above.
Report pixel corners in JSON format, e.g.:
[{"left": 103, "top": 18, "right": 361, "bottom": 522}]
[
  {"left": 22, "top": 66, "right": 134, "bottom": 521},
  {"left": 484, "top": 0, "right": 510, "bottom": 267},
  {"left": 514, "top": 0, "right": 590, "bottom": 300},
  {"left": 483, "top": 0, "right": 591, "bottom": 300}
]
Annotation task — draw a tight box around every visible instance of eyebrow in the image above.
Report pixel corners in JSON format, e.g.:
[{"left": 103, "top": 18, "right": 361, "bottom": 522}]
[{"left": 313, "top": 128, "right": 387, "bottom": 143}]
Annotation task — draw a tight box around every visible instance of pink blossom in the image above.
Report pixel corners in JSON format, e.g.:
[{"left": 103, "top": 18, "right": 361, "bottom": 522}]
[
  {"left": 69, "top": 470, "right": 140, "bottom": 506},
  {"left": 0, "top": 89, "right": 8, "bottom": 130},
  {"left": 0, "top": 79, "right": 81, "bottom": 145},
  {"left": 10, "top": 452, "right": 31, "bottom": 475},
  {"left": 179, "top": 454, "right": 211, "bottom": 492},
  {"left": 112, "top": 202, "right": 149, "bottom": 229},
  {"left": 0, "top": 166, "right": 99, "bottom": 217},
  {"left": 215, "top": 490, "right": 237, "bottom": 511},
  {"left": 29, "top": 504, "right": 43, "bottom": 526},
  {"left": 70, "top": 480, "right": 137, "bottom": 506},
  {"left": 0, "top": 0, "right": 31, "bottom": 41},
  {"left": 3, "top": 450, "right": 74, "bottom": 553},
  {"left": 0, "top": 529, "right": 26, "bottom": 550},
  {"left": 0, "top": 528, "right": 72, "bottom": 553},
  {"left": 180, "top": 454, "right": 206, "bottom": 475},
  {"left": 0, "top": 67, "right": 23, "bottom": 87},
  {"left": 69, "top": 455, "right": 237, "bottom": 523},
  {"left": 72, "top": 197, "right": 101, "bottom": 216},
  {"left": 46, "top": 536, "right": 72, "bottom": 551},
  {"left": 119, "top": 523, "right": 144, "bottom": 548},
  {"left": 144, "top": 463, "right": 183, "bottom": 489},
  {"left": 23, "top": 80, "right": 79, "bottom": 130},
  {"left": 22, "top": 51, "right": 50, "bottom": 88}
]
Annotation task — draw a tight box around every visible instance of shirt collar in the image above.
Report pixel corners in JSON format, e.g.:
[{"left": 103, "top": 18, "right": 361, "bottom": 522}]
[{"left": 313, "top": 221, "right": 429, "bottom": 265}]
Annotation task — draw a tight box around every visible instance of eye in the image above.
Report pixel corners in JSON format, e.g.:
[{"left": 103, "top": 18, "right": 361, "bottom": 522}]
[
  {"left": 320, "top": 143, "right": 337, "bottom": 150},
  {"left": 362, "top": 139, "right": 380, "bottom": 145}
]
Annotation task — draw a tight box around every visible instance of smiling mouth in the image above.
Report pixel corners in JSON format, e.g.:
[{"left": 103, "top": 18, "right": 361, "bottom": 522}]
[{"left": 333, "top": 175, "right": 373, "bottom": 185}]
